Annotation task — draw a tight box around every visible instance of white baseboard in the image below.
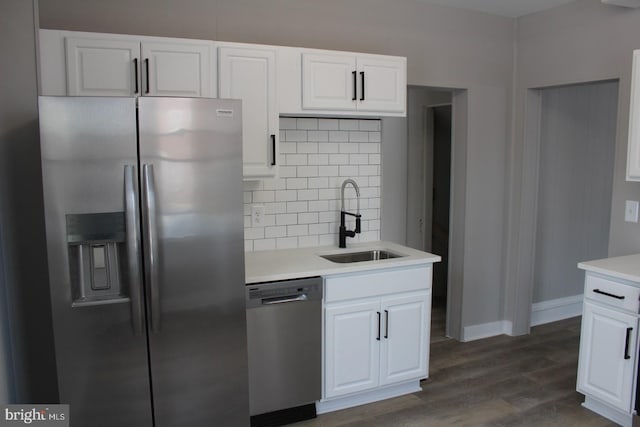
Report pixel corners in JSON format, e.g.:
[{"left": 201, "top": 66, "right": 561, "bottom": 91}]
[
  {"left": 316, "top": 381, "right": 421, "bottom": 414},
  {"left": 462, "top": 320, "right": 513, "bottom": 342},
  {"left": 530, "top": 294, "right": 583, "bottom": 327},
  {"left": 582, "top": 396, "right": 632, "bottom": 427}
]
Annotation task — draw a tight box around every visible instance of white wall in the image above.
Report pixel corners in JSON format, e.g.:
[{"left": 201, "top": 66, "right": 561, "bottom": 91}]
[{"left": 38, "top": 0, "right": 514, "bottom": 332}]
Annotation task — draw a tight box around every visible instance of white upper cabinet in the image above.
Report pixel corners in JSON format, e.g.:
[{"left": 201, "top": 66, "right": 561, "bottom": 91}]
[
  {"left": 218, "top": 45, "right": 278, "bottom": 178},
  {"left": 65, "top": 37, "right": 140, "bottom": 96},
  {"left": 300, "top": 51, "right": 406, "bottom": 116},
  {"left": 142, "top": 41, "right": 211, "bottom": 97},
  {"left": 40, "top": 30, "right": 215, "bottom": 98},
  {"left": 302, "top": 53, "right": 358, "bottom": 111},
  {"left": 357, "top": 56, "right": 406, "bottom": 113},
  {"left": 627, "top": 49, "right": 640, "bottom": 181}
]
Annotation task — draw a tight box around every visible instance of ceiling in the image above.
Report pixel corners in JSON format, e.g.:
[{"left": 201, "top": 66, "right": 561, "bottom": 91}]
[{"left": 418, "top": 0, "right": 577, "bottom": 17}]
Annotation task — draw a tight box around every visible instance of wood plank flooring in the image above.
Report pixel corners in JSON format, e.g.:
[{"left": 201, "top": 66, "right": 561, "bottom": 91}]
[{"left": 295, "top": 317, "right": 617, "bottom": 426}]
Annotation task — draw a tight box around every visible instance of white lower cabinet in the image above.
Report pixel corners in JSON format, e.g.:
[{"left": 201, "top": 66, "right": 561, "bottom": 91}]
[
  {"left": 577, "top": 301, "right": 637, "bottom": 412},
  {"left": 322, "top": 266, "right": 432, "bottom": 409},
  {"left": 380, "top": 294, "right": 430, "bottom": 385},
  {"left": 576, "top": 271, "right": 640, "bottom": 427},
  {"left": 325, "top": 301, "right": 380, "bottom": 398}
]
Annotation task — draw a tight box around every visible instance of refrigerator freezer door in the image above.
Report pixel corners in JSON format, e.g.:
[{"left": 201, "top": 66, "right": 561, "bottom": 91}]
[
  {"left": 39, "top": 97, "right": 153, "bottom": 426},
  {"left": 138, "top": 97, "right": 249, "bottom": 426}
]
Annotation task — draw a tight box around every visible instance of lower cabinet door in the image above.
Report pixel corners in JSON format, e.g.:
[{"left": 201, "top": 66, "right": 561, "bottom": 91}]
[
  {"left": 577, "top": 301, "right": 637, "bottom": 412},
  {"left": 380, "top": 292, "right": 430, "bottom": 385},
  {"left": 325, "top": 301, "right": 380, "bottom": 398}
]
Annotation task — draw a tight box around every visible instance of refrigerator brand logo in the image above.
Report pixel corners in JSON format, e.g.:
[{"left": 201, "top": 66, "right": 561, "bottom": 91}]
[
  {"left": 0, "top": 406, "right": 68, "bottom": 426},
  {"left": 215, "top": 108, "right": 234, "bottom": 118}
]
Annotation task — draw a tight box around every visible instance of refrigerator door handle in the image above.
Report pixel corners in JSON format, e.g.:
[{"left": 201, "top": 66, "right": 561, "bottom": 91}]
[
  {"left": 125, "top": 165, "right": 144, "bottom": 335},
  {"left": 142, "top": 164, "right": 161, "bottom": 333}
]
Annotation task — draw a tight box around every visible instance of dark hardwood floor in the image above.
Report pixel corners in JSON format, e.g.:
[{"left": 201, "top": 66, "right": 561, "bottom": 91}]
[{"left": 295, "top": 316, "right": 617, "bottom": 426}]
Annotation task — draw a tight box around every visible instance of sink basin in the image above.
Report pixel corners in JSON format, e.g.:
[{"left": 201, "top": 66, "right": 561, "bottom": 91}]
[{"left": 320, "top": 249, "right": 404, "bottom": 264}]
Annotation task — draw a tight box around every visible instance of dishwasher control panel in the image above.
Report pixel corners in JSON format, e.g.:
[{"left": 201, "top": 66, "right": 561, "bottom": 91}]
[{"left": 246, "top": 276, "right": 322, "bottom": 308}]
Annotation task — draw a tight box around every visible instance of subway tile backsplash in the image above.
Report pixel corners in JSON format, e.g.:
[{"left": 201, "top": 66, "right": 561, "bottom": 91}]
[{"left": 243, "top": 117, "right": 382, "bottom": 251}]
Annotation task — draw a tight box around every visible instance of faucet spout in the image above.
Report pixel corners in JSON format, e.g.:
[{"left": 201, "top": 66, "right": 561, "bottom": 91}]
[{"left": 339, "top": 179, "right": 361, "bottom": 248}]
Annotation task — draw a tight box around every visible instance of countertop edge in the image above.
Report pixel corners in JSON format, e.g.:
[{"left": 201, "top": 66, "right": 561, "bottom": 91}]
[
  {"left": 245, "top": 241, "right": 441, "bottom": 284},
  {"left": 577, "top": 253, "right": 640, "bottom": 284}
]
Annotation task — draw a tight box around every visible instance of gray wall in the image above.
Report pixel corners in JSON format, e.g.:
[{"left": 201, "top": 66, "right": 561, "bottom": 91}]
[
  {"left": 38, "top": 0, "right": 514, "bottom": 331},
  {"left": 517, "top": 0, "right": 640, "bottom": 257},
  {"left": 505, "top": 0, "right": 640, "bottom": 333},
  {"left": 0, "top": 0, "right": 58, "bottom": 403},
  {"left": 534, "top": 81, "right": 618, "bottom": 303},
  {"left": 381, "top": 117, "right": 408, "bottom": 245}
]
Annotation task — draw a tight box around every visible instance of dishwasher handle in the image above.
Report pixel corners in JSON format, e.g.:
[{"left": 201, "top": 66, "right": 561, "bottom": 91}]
[{"left": 262, "top": 294, "right": 308, "bottom": 305}]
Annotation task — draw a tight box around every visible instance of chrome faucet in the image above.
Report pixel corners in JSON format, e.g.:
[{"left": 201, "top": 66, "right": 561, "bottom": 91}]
[{"left": 339, "top": 179, "right": 361, "bottom": 248}]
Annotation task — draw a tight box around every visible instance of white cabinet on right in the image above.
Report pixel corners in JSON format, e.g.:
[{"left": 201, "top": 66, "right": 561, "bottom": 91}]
[
  {"left": 301, "top": 52, "right": 406, "bottom": 115},
  {"left": 578, "top": 301, "right": 637, "bottom": 411},
  {"left": 628, "top": 49, "right": 640, "bottom": 181},
  {"left": 321, "top": 265, "right": 431, "bottom": 413},
  {"left": 576, "top": 268, "right": 640, "bottom": 427}
]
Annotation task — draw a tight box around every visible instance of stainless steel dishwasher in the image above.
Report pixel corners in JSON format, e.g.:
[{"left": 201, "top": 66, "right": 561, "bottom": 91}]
[{"left": 246, "top": 276, "right": 322, "bottom": 426}]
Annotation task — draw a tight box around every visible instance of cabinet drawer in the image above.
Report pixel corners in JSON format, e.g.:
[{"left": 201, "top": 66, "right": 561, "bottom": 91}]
[
  {"left": 585, "top": 273, "right": 640, "bottom": 313},
  {"left": 325, "top": 266, "right": 431, "bottom": 302}
]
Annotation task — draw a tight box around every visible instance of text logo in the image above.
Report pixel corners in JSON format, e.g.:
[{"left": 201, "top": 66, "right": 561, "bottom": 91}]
[{"left": 0, "top": 405, "right": 68, "bottom": 426}]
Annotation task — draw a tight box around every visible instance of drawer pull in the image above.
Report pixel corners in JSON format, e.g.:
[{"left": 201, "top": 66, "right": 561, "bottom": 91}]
[
  {"left": 593, "top": 288, "right": 625, "bottom": 300},
  {"left": 625, "top": 327, "right": 633, "bottom": 360}
]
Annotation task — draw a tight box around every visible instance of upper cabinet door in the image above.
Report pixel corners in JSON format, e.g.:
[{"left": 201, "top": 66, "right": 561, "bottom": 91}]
[
  {"left": 627, "top": 49, "right": 640, "bottom": 181},
  {"left": 141, "top": 41, "right": 212, "bottom": 97},
  {"left": 65, "top": 37, "right": 141, "bottom": 96},
  {"left": 302, "top": 53, "right": 357, "bottom": 111},
  {"left": 357, "top": 56, "right": 406, "bottom": 113},
  {"left": 219, "top": 46, "right": 278, "bottom": 178}
]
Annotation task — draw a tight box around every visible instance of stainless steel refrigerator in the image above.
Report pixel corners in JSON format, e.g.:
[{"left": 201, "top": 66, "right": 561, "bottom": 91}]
[{"left": 38, "top": 96, "right": 249, "bottom": 426}]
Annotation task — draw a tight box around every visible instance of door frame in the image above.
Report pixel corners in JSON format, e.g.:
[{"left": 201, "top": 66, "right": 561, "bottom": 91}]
[{"left": 504, "top": 80, "right": 619, "bottom": 335}]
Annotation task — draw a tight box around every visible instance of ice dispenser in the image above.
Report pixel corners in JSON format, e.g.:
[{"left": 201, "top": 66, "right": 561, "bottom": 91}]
[{"left": 66, "top": 212, "right": 130, "bottom": 306}]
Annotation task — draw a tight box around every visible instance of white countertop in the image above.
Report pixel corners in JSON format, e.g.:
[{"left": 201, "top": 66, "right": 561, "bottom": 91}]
[
  {"left": 578, "top": 253, "right": 640, "bottom": 284},
  {"left": 245, "top": 241, "right": 441, "bottom": 284}
]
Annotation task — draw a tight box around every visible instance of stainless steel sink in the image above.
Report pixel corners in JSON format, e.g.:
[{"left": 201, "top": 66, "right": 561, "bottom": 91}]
[{"left": 320, "top": 249, "right": 404, "bottom": 264}]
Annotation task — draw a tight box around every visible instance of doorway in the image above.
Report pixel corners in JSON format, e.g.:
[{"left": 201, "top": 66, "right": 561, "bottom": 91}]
[
  {"left": 405, "top": 86, "right": 453, "bottom": 343},
  {"left": 531, "top": 80, "right": 618, "bottom": 324},
  {"left": 429, "top": 105, "right": 451, "bottom": 342}
]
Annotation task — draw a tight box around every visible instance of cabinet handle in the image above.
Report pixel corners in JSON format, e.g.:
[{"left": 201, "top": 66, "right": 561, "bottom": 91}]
[
  {"left": 625, "top": 327, "right": 633, "bottom": 360},
  {"left": 360, "top": 71, "right": 365, "bottom": 101},
  {"left": 144, "top": 58, "right": 150, "bottom": 94},
  {"left": 133, "top": 58, "right": 139, "bottom": 94},
  {"left": 352, "top": 71, "right": 357, "bottom": 101},
  {"left": 593, "top": 288, "right": 625, "bottom": 300},
  {"left": 384, "top": 309, "right": 389, "bottom": 339},
  {"left": 271, "top": 134, "right": 276, "bottom": 166},
  {"left": 376, "top": 311, "right": 381, "bottom": 341}
]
